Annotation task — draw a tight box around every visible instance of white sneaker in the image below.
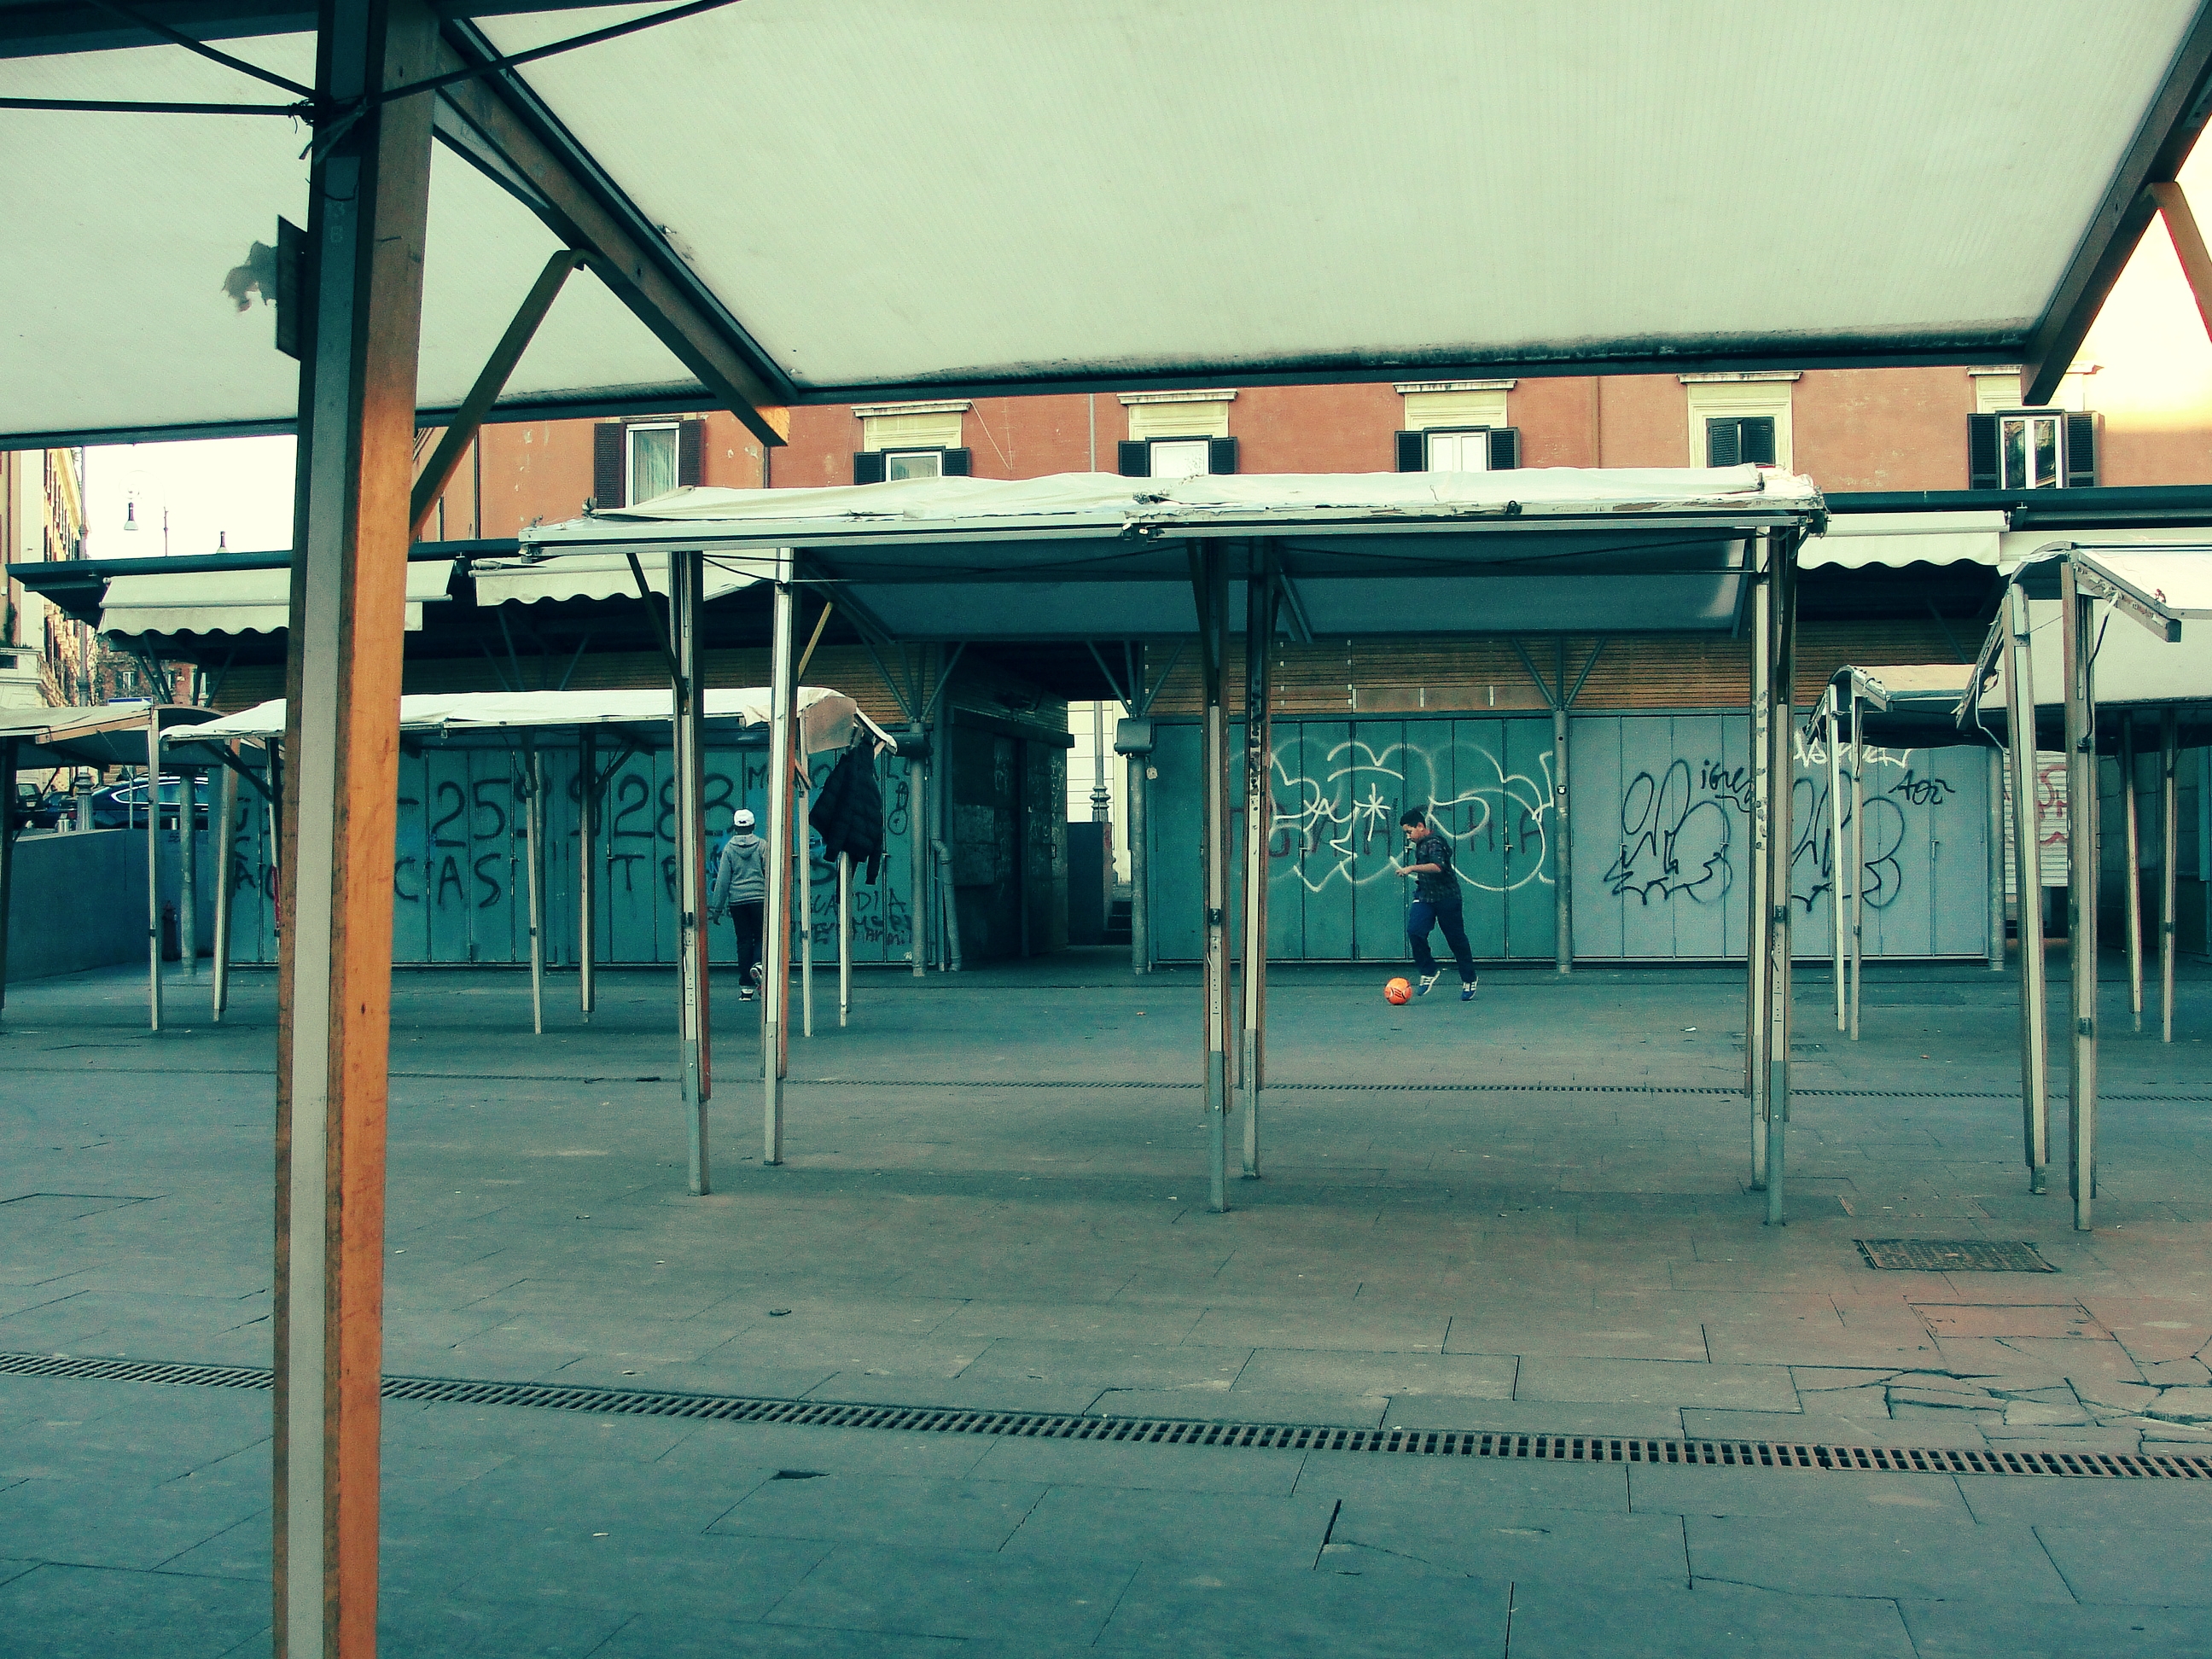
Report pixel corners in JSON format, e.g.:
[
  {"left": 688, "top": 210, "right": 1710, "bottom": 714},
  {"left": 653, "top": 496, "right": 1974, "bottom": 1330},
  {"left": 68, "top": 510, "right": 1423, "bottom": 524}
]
[{"left": 1416, "top": 972, "right": 1441, "bottom": 997}]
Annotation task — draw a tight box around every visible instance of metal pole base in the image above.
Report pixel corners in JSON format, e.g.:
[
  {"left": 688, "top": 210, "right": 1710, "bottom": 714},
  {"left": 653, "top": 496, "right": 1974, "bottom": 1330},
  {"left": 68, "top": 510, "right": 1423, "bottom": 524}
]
[
  {"left": 1208, "top": 1056, "right": 1228, "bottom": 1214},
  {"left": 1763, "top": 1121, "right": 1784, "bottom": 1225},
  {"left": 2029, "top": 1164, "right": 2049, "bottom": 1196}
]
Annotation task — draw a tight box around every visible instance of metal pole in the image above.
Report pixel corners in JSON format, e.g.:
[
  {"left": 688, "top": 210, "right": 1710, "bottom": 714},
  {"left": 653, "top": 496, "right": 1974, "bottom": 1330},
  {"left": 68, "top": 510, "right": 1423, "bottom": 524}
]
[
  {"left": 909, "top": 744, "right": 927, "bottom": 977},
  {"left": 1765, "top": 529, "right": 1795, "bottom": 1225},
  {"left": 936, "top": 701, "right": 963, "bottom": 971},
  {"left": 146, "top": 707, "right": 163, "bottom": 1032},
  {"left": 272, "top": 3, "right": 434, "bottom": 1648},
  {"left": 1987, "top": 746, "right": 2006, "bottom": 970},
  {"left": 212, "top": 753, "right": 236, "bottom": 1021},
  {"left": 2122, "top": 714, "right": 2144, "bottom": 1032},
  {"left": 1130, "top": 747, "right": 1150, "bottom": 975},
  {"left": 1825, "top": 686, "right": 1846, "bottom": 1031},
  {"left": 1552, "top": 704, "right": 1573, "bottom": 973},
  {"left": 0, "top": 740, "right": 15, "bottom": 1012},
  {"left": 838, "top": 850, "right": 852, "bottom": 1027},
  {"left": 671, "top": 550, "right": 710, "bottom": 1193},
  {"left": 2061, "top": 559, "right": 2098, "bottom": 1230},
  {"left": 2162, "top": 707, "right": 2179, "bottom": 1043},
  {"left": 2005, "top": 586, "right": 2050, "bottom": 1191},
  {"left": 762, "top": 548, "right": 796, "bottom": 1165},
  {"left": 579, "top": 729, "right": 597, "bottom": 1018},
  {"left": 178, "top": 768, "right": 200, "bottom": 977},
  {"left": 800, "top": 784, "right": 814, "bottom": 1038},
  {"left": 1193, "top": 544, "right": 1231, "bottom": 1214},
  {"left": 1849, "top": 688, "right": 1866, "bottom": 1044},
  {"left": 73, "top": 768, "right": 92, "bottom": 834},
  {"left": 1241, "top": 547, "right": 1276, "bottom": 1179},
  {"left": 525, "top": 748, "right": 544, "bottom": 1036},
  {"left": 1746, "top": 535, "right": 1772, "bottom": 1188}
]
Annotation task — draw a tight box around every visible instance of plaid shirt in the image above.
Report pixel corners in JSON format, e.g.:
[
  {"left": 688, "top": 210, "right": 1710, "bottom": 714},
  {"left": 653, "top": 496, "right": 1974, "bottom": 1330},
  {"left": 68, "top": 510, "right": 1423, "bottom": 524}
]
[{"left": 1410, "top": 833, "right": 1458, "bottom": 902}]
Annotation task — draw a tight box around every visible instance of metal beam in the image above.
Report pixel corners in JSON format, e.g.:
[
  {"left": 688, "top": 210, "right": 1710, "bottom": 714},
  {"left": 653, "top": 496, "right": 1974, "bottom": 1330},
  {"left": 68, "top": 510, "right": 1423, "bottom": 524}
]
[
  {"left": 409, "top": 248, "right": 582, "bottom": 537},
  {"left": 2154, "top": 180, "right": 2212, "bottom": 343},
  {"left": 272, "top": 1, "right": 436, "bottom": 1653},
  {"left": 2023, "top": 3, "right": 2212, "bottom": 403},
  {"left": 431, "top": 47, "right": 790, "bottom": 446}
]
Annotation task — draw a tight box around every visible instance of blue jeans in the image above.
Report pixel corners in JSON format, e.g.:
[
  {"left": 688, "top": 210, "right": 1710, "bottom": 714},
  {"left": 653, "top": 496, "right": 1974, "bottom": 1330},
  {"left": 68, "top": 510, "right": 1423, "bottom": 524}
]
[{"left": 1407, "top": 896, "right": 1475, "bottom": 983}]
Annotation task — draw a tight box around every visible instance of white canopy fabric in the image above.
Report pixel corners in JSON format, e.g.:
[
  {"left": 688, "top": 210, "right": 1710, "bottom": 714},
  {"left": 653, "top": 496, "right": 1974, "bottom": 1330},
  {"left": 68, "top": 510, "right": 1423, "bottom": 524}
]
[
  {"left": 467, "top": 547, "right": 758, "bottom": 608},
  {"left": 513, "top": 465, "right": 1822, "bottom": 640},
  {"left": 0, "top": 701, "right": 223, "bottom": 767},
  {"left": 98, "top": 561, "right": 457, "bottom": 638},
  {"left": 191, "top": 686, "right": 894, "bottom": 754},
  {"left": 1965, "top": 545, "right": 2212, "bottom": 723},
  {"left": 1801, "top": 512, "right": 2007, "bottom": 571},
  {"left": 5, "top": 3, "right": 2208, "bottom": 440}
]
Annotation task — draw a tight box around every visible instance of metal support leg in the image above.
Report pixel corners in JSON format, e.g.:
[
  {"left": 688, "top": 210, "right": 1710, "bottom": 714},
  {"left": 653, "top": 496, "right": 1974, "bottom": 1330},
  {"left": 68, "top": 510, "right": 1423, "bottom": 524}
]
[
  {"left": 525, "top": 748, "right": 544, "bottom": 1036},
  {"left": 671, "top": 550, "right": 710, "bottom": 1192},
  {"left": 1191, "top": 544, "right": 1230, "bottom": 1214},
  {"left": 909, "top": 751, "right": 927, "bottom": 976},
  {"left": 2162, "top": 708, "right": 2179, "bottom": 1043},
  {"left": 179, "top": 768, "right": 199, "bottom": 977},
  {"left": 762, "top": 549, "right": 796, "bottom": 1166},
  {"left": 1552, "top": 705, "right": 1573, "bottom": 973},
  {"left": 2005, "top": 588, "right": 2050, "bottom": 1190},
  {"left": 272, "top": 5, "right": 434, "bottom": 1649},
  {"left": 1130, "top": 748, "right": 1150, "bottom": 975},
  {"left": 147, "top": 707, "right": 163, "bottom": 1033},
  {"left": 1825, "top": 690, "right": 1846, "bottom": 1031},
  {"left": 212, "top": 754, "right": 236, "bottom": 1021},
  {"left": 1241, "top": 549, "right": 1277, "bottom": 1179},
  {"left": 1765, "top": 532, "right": 1796, "bottom": 1225},
  {"left": 1746, "top": 538, "right": 1772, "bottom": 1189},
  {"left": 838, "top": 851, "right": 852, "bottom": 1028},
  {"left": 2061, "top": 562, "right": 2098, "bottom": 1229},
  {"left": 0, "top": 740, "right": 15, "bottom": 1011},
  {"left": 800, "top": 789, "right": 814, "bottom": 1039},
  {"left": 579, "top": 730, "right": 597, "bottom": 1018},
  {"left": 1988, "top": 746, "right": 2007, "bottom": 969},
  {"left": 1849, "top": 691, "right": 1865, "bottom": 1044},
  {"left": 2122, "top": 716, "right": 2143, "bottom": 1032}
]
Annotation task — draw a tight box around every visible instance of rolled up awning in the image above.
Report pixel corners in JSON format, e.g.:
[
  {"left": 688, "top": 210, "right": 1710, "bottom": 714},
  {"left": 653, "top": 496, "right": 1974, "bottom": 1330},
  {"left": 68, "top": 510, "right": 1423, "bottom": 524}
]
[
  {"left": 467, "top": 550, "right": 758, "bottom": 608},
  {"left": 1800, "top": 511, "right": 2005, "bottom": 571},
  {"left": 99, "top": 562, "right": 457, "bottom": 638}
]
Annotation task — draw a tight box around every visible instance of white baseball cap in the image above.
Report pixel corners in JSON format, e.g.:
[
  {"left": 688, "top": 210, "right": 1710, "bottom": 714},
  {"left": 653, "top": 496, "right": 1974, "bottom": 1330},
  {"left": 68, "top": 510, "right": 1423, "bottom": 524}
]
[{"left": 733, "top": 808, "right": 755, "bottom": 829}]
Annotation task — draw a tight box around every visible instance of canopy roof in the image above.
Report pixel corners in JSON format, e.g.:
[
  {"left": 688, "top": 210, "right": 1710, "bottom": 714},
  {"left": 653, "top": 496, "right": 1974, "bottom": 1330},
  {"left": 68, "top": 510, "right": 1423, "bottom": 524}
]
[
  {"left": 0, "top": 701, "right": 222, "bottom": 767},
  {"left": 517, "top": 466, "right": 1825, "bottom": 639},
  {"left": 7, "top": 2, "right": 2212, "bottom": 443},
  {"left": 190, "top": 686, "right": 894, "bottom": 754},
  {"left": 99, "top": 560, "right": 457, "bottom": 637},
  {"left": 1962, "top": 544, "right": 2212, "bottom": 745},
  {"left": 1815, "top": 664, "right": 1987, "bottom": 749}
]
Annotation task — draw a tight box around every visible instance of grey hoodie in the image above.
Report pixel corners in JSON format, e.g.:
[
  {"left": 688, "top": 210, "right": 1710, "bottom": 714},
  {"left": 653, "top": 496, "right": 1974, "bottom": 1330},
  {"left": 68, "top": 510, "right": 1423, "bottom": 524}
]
[{"left": 708, "top": 830, "right": 766, "bottom": 915}]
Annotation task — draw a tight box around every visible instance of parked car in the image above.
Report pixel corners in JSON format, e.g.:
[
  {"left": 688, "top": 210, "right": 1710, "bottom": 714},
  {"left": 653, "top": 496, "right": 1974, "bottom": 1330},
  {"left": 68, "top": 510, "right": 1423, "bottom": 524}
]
[
  {"left": 11, "top": 783, "right": 71, "bottom": 830},
  {"left": 84, "top": 775, "right": 211, "bottom": 831}
]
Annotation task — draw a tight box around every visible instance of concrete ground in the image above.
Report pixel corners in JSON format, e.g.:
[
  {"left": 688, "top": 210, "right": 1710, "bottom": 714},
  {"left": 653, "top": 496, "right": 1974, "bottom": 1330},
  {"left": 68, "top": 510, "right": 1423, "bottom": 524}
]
[{"left": 3, "top": 944, "right": 2211, "bottom": 1656}]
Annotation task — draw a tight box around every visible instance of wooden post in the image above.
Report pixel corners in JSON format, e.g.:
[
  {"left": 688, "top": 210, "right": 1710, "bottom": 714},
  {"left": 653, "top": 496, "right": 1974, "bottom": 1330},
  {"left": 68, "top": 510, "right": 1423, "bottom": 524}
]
[{"left": 271, "top": 3, "right": 436, "bottom": 1653}]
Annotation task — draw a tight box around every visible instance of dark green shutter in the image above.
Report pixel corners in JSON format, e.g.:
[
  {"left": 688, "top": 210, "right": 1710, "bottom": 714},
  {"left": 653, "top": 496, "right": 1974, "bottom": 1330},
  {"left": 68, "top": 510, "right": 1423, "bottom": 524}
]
[
  {"left": 1487, "top": 427, "right": 1521, "bottom": 470},
  {"left": 1967, "top": 414, "right": 2000, "bottom": 490},
  {"left": 677, "top": 418, "right": 702, "bottom": 486},
  {"left": 2065, "top": 413, "right": 2098, "bottom": 487},
  {"left": 592, "top": 422, "right": 624, "bottom": 509},
  {"left": 1208, "top": 437, "right": 1239, "bottom": 474},
  {"left": 1739, "top": 416, "right": 1776, "bottom": 467},
  {"left": 1705, "top": 419, "right": 1741, "bottom": 468},
  {"left": 1395, "top": 430, "right": 1425, "bottom": 472},
  {"left": 1117, "top": 441, "right": 1150, "bottom": 477},
  {"left": 853, "top": 451, "right": 887, "bottom": 485},
  {"left": 941, "top": 448, "right": 973, "bottom": 476}
]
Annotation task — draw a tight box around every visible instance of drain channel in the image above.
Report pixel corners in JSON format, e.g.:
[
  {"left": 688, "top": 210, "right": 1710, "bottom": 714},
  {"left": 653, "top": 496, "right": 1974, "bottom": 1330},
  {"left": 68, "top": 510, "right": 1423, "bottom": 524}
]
[{"left": 7, "top": 1349, "right": 2208, "bottom": 1481}]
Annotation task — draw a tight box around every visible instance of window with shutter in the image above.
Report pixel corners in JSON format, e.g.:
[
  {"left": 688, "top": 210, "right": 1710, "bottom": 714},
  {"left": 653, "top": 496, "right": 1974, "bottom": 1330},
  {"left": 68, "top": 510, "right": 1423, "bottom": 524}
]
[
  {"left": 1148, "top": 439, "right": 1210, "bottom": 479},
  {"left": 882, "top": 450, "right": 944, "bottom": 481},
  {"left": 853, "top": 451, "right": 888, "bottom": 485},
  {"left": 1997, "top": 412, "right": 2064, "bottom": 488},
  {"left": 2065, "top": 413, "right": 2098, "bottom": 487},
  {"left": 1117, "top": 440, "right": 1150, "bottom": 478},
  {"left": 1487, "top": 427, "right": 1521, "bottom": 470},
  {"left": 941, "top": 448, "right": 973, "bottom": 476},
  {"left": 1394, "top": 430, "right": 1424, "bottom": 473},
  {"left": 1704, "top": 419, "right": 1741, "bottom": 468},
  {"left": 1968, "top": 413, "right": 2000, "bottom": 489},
  {"left": 1423, "top": 429, "right": 1489, "bottom": 472},
  {"left": 677, "top": 419, "right": 702, "bottom": 486},
  {"left": 1208, "top": 437, "right": 1238, "bottom": 474},
  {"left": 591, "top": 423, "right": 623, "bottom": 509},
  {"left": 626, "top": 422, "right": 679, "bottom": 504},
  {"left": 1704, "top": 416, "right": 1775, "bottom": 468}
]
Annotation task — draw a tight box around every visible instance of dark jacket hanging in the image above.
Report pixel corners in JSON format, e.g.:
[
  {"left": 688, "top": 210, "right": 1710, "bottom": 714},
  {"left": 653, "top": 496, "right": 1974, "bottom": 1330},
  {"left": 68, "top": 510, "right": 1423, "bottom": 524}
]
[{"left": 808, "top": 748, "right": 887, "bottom": 882}]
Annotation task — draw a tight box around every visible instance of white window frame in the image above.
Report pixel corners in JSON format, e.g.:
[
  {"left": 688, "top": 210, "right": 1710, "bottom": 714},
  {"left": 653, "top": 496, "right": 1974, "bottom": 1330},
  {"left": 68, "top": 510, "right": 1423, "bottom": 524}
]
[
  {"left": 882, "top": 449, "right": 946, "bottom": 482},
  {"left": 1146, "top": 439, "right": 1212, "bottom": 479},
  {"left": 1423, "top": 428, "right": 1493, "bottom": 472},
  {"left": 1682, "top": 374, "right": 1796, "bottom": 472},
  {"left": 1992, "top": 410, "right": 2069, "bottom": 490},
  {"left": 624, "top": 421, "right": 679, "bottom": 507}
]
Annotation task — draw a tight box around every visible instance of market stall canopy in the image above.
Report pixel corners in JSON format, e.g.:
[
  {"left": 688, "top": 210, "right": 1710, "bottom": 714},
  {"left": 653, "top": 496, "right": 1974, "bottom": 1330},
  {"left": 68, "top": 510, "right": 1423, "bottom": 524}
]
[
  {"left": 1962, "top": 544, "right": 2212, "bottom": 745},
  {"left": 7, "top": 2, "right": 2212, "bottom": 443},
  {"left": 1819, "top": 664, "right": 1988, "bottom": 749},
  {"left": 0, "top": 701, "right": 224, "bottom": 768},
  {"left": 468, "top": 547, "right": 755, "bottom": 608},
  {"left": 189, "top": 686, "right": 894, "bottom": 754},
  {"left": 98, "top": 560, "right": 457, "bottom": 637},
  {"left": 1800, "top": 513, "right": 2007, "bottom": 572},
  {"left": 515, "top": 466, "right": 1825, "bottom": 639}
]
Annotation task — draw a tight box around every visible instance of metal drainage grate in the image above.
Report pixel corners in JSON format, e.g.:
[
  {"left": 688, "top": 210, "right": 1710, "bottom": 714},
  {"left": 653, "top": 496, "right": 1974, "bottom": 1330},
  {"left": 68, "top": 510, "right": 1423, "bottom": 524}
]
[
  {"left": 5, "top": 1349, "right": 2206, "bottom": 1481},
  {"left": 1857, "top": 1239, "right": 2057, "bottom": 1273}
]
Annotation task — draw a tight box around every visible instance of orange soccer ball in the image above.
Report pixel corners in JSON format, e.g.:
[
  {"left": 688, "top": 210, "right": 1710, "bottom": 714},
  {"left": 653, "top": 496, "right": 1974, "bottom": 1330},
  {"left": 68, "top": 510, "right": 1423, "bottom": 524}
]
[{"left": 1383, "top": 977, "right": 1412, "bottom": 1004}]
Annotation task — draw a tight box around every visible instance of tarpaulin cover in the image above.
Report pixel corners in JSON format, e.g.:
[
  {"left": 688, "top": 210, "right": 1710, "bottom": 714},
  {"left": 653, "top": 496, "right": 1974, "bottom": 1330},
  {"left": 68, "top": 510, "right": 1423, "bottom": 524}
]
[{"left": 99, "top": 562, "right": 457, "bottom": 637}]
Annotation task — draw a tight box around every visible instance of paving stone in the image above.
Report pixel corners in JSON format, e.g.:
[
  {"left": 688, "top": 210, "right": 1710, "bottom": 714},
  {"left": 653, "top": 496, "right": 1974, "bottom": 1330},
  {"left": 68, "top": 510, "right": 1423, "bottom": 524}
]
[
  {"left": 2037, "top": 1522, "right": 2212, "bottom": 1604},
  {"left": 1229, "top": 1347, "right": 1514, "bottom": 1399},
  {"left": 968, "top": 1436, "right": 1308, "bottom": 1497},
  {"left": 2146, "top": 1387, "right": 2212, "bottom": 1421},
  {"left": 1686, "top": 1511, "right": 2075, "bottom": 1602},
  {"left": 1091, "top": 1559, "right": 1509, "bottom": 1656},
  {"left": 0, "top": 1561, "right": 267, "bottom": 1659},
  {"left": 1515, "top": 1358, "right": 1800, "bottom": 1412},
  {"left": 712, "top": 1471, "right": 1044, "bottom": 1552},
  {"left": 1507, "top": 1579, "right": 1918, "bottom": 1658},
  {"left": 1004, "top": 1486, "right": 1336, "bottom": 1572},
  {"left": 1901, "top": 1599, "right": 2212, "bottom": 1659},
  {"left": 764, "top": 1541, "right": 1133, "bottom": 1644},
  {"left": 1325, "top": 1495, "right": 1689, "bottom": 1586}
]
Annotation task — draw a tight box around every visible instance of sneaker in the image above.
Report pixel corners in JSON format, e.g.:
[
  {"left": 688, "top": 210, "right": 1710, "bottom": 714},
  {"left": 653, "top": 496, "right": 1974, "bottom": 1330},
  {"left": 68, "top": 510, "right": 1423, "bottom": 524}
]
[
  {"left": 1460, "top": 980, "right": 1478, "bottom": 1002},
  {"left": 1416, "top": 972, "right": 1441, "bottom": 997},
  {"left": 748, "top": 963, "right": 763, "bottom": 985},
  {"left": 739, "top": 986, "right": 755, "bottom": 1002}
]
